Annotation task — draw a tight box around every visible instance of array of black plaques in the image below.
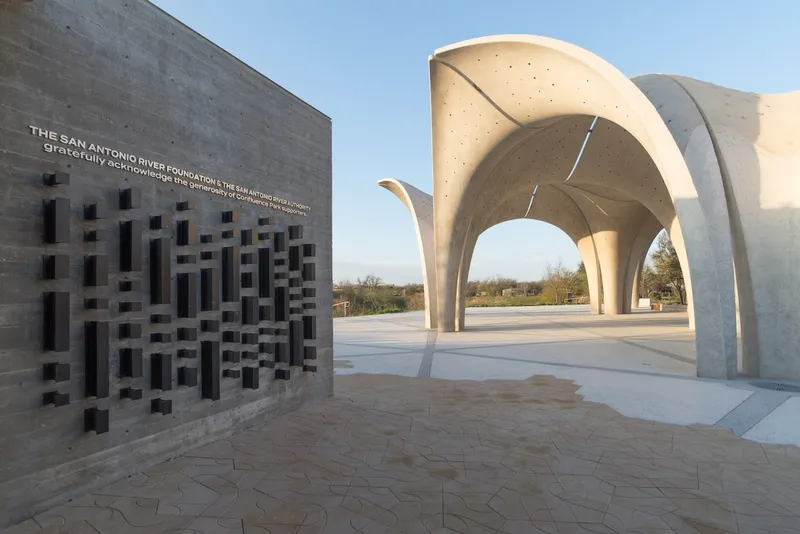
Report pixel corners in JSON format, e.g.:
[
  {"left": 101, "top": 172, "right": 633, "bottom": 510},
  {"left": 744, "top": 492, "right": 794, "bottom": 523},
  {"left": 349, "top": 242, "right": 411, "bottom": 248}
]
[{"left": 39, "top": 182, "right": 320, "bottom": 432}]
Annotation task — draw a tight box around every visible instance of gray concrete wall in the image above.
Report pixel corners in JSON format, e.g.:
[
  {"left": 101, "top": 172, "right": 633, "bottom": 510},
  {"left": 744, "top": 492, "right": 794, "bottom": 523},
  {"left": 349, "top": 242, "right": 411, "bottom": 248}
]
[{"left": 0, "top": 0, "right": 332, "bottom": 527}]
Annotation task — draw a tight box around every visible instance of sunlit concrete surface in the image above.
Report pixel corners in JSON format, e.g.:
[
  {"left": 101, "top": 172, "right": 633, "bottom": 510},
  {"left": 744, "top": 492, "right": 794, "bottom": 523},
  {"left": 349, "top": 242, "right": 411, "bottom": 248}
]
[{"left": 335, "top": 306, "right": 800, "bottom": 445}]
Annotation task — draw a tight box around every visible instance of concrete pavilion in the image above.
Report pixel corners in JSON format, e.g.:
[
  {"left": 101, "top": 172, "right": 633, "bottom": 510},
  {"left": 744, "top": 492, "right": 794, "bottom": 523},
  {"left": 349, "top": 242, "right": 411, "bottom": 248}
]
[{"left": 380, "top": 35, "right": 800, "bottom": 381}]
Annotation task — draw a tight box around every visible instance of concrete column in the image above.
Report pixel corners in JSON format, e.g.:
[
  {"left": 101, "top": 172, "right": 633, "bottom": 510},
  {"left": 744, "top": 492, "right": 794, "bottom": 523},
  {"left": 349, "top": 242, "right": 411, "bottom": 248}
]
[
  {"left": 594, "top": 230, "right": 625, "bottom": 315},
  {"left": 455, "top": 235, "right": 478, "bottom": 331},
  {"left": 630, "top": 259, "right": 643, "bottom": 310},
  {"left": 576, "top": 236, "right": 602, "bottom": 314}
]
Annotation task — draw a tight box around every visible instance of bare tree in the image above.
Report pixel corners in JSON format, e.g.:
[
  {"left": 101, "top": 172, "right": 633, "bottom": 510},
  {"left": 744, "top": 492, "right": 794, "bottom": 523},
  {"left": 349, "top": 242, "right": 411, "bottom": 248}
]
[{"left": 543, "top": 260, "right": 577, "bottom": 304}]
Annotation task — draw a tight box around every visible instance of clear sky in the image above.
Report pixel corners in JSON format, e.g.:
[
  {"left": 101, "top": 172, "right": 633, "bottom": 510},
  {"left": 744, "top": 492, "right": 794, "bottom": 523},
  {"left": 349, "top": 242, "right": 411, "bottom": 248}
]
[{"left": 150, "top": 0, "right": 799, "bottom": 284}]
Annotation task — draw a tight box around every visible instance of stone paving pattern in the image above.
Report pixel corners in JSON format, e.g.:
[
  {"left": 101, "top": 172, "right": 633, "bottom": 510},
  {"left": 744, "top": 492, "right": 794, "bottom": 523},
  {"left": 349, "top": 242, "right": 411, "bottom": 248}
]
[{"left": 5, "top": 374, "right": 800, "bottom": 533}]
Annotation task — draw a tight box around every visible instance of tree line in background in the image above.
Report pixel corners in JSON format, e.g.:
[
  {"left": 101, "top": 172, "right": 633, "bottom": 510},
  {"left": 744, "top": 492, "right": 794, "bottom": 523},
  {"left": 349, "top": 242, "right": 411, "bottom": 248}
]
[{"left": 333, "top": 230, "right": 685, "bottom": 317}]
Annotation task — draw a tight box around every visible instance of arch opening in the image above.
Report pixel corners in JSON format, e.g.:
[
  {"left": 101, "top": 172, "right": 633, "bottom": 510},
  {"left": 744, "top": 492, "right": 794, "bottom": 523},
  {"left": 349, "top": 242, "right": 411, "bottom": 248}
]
[{"left": 430, "top": 35, "right": 739, "bottom": 379}]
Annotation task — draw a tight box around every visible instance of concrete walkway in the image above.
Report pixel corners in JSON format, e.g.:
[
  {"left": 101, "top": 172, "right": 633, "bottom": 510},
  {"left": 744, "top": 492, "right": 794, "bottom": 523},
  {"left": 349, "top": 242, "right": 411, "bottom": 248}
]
[{"left": 334, "top": 306, "right": 800, "bottom": 444}]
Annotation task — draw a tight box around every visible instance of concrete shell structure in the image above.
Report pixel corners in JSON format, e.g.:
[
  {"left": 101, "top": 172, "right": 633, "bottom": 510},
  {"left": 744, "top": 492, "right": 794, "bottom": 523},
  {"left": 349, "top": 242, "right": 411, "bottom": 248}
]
[{"left": 380, "top": 35, "right": 800, "bottom": 381}]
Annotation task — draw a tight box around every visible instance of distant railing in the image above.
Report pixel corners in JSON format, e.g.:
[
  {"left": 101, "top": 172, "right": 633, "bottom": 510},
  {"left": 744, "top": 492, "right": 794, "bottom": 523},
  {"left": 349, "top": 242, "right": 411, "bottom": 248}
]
[{"left": 333, "top": 301, "right": 350, "bottom": 317}]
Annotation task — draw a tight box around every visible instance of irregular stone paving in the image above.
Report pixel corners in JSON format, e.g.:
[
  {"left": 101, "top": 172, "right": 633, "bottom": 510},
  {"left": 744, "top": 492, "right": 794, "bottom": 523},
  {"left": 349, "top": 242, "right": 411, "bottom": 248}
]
[{"left": 5, "top": 374, "right": 800, "bottom": 533}]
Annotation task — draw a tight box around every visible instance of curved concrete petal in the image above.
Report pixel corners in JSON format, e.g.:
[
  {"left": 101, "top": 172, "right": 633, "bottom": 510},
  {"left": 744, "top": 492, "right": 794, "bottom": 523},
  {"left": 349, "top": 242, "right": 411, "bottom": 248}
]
[{"left": 377, "top": 178, "right": 438, "bottom": 329}]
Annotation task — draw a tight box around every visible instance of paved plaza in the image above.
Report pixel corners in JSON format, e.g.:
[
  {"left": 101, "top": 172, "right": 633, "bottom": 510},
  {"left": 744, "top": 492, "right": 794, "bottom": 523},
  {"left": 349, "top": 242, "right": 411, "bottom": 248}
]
[{"left": 6, "top": 307, "right": 800, "bottom": 533}]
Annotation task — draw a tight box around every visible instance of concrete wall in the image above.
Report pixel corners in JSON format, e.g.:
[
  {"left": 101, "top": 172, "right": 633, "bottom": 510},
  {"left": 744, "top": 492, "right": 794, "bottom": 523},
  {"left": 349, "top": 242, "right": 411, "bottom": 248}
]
[{"left": 0, "top": 0, "right": 332, "bottom": 527}]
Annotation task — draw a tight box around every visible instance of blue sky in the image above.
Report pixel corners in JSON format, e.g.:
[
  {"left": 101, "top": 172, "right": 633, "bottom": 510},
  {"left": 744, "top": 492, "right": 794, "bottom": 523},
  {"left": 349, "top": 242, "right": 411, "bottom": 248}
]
[{"left": 151, "top": 0, "right": 800, "bottom": 284}]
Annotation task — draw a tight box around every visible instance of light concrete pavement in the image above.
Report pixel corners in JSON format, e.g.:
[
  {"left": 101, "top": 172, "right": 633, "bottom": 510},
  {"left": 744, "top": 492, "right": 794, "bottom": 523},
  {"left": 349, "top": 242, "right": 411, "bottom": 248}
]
[{"left": 335, "top": 306, "right": 800, "bottom": 444}]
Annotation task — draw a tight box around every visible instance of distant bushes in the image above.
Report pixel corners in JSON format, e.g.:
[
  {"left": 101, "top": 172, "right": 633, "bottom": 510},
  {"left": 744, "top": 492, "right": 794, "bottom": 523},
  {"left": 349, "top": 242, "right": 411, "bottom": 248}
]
[{"left": 335, "top": 233, "right": 685, "bottom": 317}]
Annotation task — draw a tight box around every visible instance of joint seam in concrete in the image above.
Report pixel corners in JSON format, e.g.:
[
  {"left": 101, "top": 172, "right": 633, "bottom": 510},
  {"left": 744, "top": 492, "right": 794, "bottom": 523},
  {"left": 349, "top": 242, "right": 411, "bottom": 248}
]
[
  {"left": 417, "top": 331, "right": 438, "bottom": 378},
  {"left": 713, "top": 390, "right": 790, "bottom": 436}
]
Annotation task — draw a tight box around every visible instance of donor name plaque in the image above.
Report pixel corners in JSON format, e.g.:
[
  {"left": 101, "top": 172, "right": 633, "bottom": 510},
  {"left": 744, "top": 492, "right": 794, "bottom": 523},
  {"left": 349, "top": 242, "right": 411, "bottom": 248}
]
[{"left": 29, "top": 125, "right": 311, "bottom": 217}]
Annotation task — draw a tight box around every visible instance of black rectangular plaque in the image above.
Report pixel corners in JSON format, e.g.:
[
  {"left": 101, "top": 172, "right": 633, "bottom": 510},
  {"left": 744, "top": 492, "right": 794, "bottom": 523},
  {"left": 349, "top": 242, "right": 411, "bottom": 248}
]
[
  {"left": 289, "top": 320, "right": 303, "bottom": 367},
  {"left": 44, "top": 254, "right": 69, "bottom": 279},
  {"left": 303, "top": 263, "right": 316, "bottom": 282},
  {"left": 241, "top": 229, "right": 256, "bottom": 247},
  {"left": 151, "top": 353, "right": 172, "bottom": 390},
  {"left": 177, "top": 272, "right": 198, "bottom": 318},
  {"left": 241, "top": 272, "right": 254, "bottom": 288},
  {"left": 304, "top": 346, "right": 317, "bottom": 361},
  {"left": 222, "top": 246, "right": 240, "bottom": 302},
  {"left": 242, "top": 366, "right": 259, "bottom": 389},
  {"left": 178, "top": 327, "right": 198, "bottom": 341},
  {"left": 44, "top": 171, "right": 70, "bottom": 186},
  {"left": 43, "top": 391, "right": 70, "bottom": 407},
  {"left": 242, "top": 333, "right": 259, "bottom": 345},
  {"left": 120, "top": 220, "right": 143, "bottom": 272},
  {"left": 120, "top": 348, "right": 143, "bottom": 378},
  {"left": 44, "top": 197, "right": 70, "bottom": 244},
  {"left": 242, "top": 296, "right": 258, "bottom": 326},
  {"left": 84, "top": 408, "right": 109, "bottom": 434},
  {"left": 288, "top": 245, "right": 302, "bottom": 271},
  {"left": 178, "top": 348, "right": 197, "bottom": 359},
  {"left": 44, "top": 291, "right": 69, "bottom": 352},
  {"left": 85, "top": 255, "right": 109, "bottom": 287},
  {"left": 151, "top": 398, "right": 173, "bottom": 415},
  {"left": 201, "top": 319, "right": 220, "bottom": 332},
  {"left": 151, "top": 314, "right": 171, "bottom": 324},
  {"left": 273, "top": 231, "right": 286, "bottom": 252},
  {"left": 121, "top": 387, "right": 143, "bottom": 400},
  {"left": 303, "top": 315, "right": 317, "bottom": 340},
  {"left": 201, "top": 267, "right": 220, "bottom": 311},
  {"left": 177, "top": 219, "right": 197, "bottom": 246},
  {"left": 119, "top": 301, "right": 143, "bottom": 312},
  {"left": 85, "top": 321, "right": 109, "bottom": 398},
  {"left": 178, "top": 366, "right": 198, "bottom": 387},
  {"left": 85, "top": 298, "right": 109, "bottom": 310},
  {"left": 150, "top": 238, "right": 171, "bottom": 304},
  {"left": 43, "top": 362, "right": 70, "bottom": 382},
  {"left": 223, "top": 350, "right": 241, "bottom": 363},
  {"left": 120, "top": 187, "right": 141, "bottom": 210},
  {"left": 119, "top": 322, "right": 142, "bottom": 339},
  {"left": 120, "top": 280, "right": 141, "bottom": 292},
  {"left": 275, "top": 287, "right": 290, "bottom": 322},
  {"left": 201, "top": 341, "right": 220, "bottom": 400},
  {"left": 150, "top": 214, "right": 172, "bottom": 230},
  {"left": 258, "top": 247, "right": 274, "bottom": 298},
  {"left": 223, "top": 331, "right": 241, "bottom": 343},
  {"left": 275, "top": 342, "right": 288, "bottom": 364}
]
